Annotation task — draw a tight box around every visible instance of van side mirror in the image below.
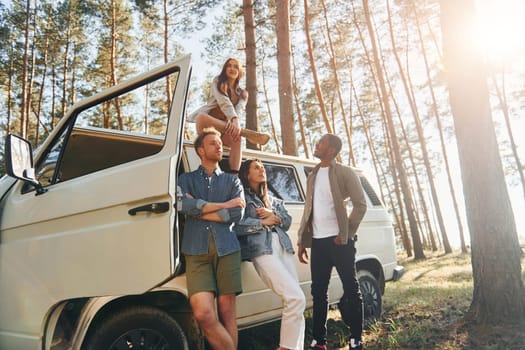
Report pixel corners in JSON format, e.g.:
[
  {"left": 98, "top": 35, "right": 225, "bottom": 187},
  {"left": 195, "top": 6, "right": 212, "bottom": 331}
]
[{"left": 5, "top": 134, "right": 47, "bottom": 195}]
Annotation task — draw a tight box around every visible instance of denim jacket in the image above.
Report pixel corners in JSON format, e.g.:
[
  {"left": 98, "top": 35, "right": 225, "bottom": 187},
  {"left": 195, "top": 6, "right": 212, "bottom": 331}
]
[
  {"left": 235, "top": 188, "right": 294, "bottom": 261},
  {"left": 178, "top": 165, "right": 244, "bottom": 257}
]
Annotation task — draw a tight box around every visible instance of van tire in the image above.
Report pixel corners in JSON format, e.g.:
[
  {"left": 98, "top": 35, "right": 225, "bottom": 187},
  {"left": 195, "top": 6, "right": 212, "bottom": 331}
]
[
  {"left": 358, "top": 270, "right": 382, "bottom": 326},
  {"left": 82, "top": 305, "right": 189, "bottom": 350}
]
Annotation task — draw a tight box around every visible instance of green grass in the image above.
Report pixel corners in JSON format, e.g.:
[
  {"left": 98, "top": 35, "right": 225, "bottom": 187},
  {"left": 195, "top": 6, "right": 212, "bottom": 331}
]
[{"left": 238, "top": 250, "right": 525, "bottom": 350}]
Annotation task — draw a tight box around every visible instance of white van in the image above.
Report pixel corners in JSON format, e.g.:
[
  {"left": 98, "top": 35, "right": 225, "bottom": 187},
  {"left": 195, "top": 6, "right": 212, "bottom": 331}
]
[{"left": 0, "top": 55, "right": 403, "bottom": 350}]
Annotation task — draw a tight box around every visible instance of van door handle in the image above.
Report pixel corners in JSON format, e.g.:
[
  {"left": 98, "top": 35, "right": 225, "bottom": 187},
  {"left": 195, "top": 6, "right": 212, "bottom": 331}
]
[{"left": 128, "top": 202, "right": 170, "bottom": 216}]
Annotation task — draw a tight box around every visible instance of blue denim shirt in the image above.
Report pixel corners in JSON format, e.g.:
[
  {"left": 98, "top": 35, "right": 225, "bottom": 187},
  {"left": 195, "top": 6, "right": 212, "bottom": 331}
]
[
  {"left": 234, "top": 188, "right": 294, "bottom": 261},
  {"left": 178, "top": 165, "right": 244, "bottom": 256}
]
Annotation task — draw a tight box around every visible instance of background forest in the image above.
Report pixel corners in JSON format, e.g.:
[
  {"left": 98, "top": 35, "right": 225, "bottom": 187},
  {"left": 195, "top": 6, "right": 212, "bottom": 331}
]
[
  {"left": 0, "top": 0, "right": 524, "bottom": 323},
  {"left": 1, "top": 0, "right": 524, "bottom": 256}
]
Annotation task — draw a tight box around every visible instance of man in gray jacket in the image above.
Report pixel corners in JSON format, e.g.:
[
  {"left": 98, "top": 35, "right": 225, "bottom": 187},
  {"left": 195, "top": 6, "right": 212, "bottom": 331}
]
[{"left": 298, "top": 133, "right": 367, "bottom": 350}]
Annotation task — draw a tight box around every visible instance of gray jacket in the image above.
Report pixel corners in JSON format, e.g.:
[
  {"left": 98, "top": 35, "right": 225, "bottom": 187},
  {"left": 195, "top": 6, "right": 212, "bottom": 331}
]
[
  {"left": 297, "top": 160, "right": 367, "bottom": 248},
  {"left": 235, "top": 189, "right": 294, "bottom": 261}
]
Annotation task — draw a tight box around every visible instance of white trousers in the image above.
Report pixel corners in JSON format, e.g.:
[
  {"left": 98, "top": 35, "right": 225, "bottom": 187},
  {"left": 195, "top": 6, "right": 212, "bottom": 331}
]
[{"left": 253, "top": 233, "right": 306, "bottom": 350}]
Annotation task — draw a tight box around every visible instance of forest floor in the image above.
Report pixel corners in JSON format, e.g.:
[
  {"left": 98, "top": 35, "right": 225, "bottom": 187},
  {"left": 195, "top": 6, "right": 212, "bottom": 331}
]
[{"left": 238, "top": 248, "right": 525, "bottom": 349}]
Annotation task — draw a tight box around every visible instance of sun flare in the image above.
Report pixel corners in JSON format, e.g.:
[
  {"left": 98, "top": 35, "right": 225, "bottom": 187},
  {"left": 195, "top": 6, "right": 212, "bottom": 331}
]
[{"left": 474, "top": 0, "right": 525, "bottom": 62}]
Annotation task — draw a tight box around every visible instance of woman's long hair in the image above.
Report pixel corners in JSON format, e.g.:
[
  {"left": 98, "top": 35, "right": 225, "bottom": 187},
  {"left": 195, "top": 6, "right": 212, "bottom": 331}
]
[
  {"left": 216, "top": 57, "right": 244, "bottom": 98},
  {"left": 238, "top": 159, "right": 271, "bottom": 209}
]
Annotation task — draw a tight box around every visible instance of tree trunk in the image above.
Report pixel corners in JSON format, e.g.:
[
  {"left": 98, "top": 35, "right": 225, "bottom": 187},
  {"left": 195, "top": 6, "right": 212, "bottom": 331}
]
[
  {"left": 407, "top": 10, "right": 467, "bottom": 253},
  {"left": 7, "top": 38, "right": 14, "bottom": 135},
  {"left": 20, "top": 0, "right": 31, "bottom": 138},
  {"left": 242, "top": 0, "right": 259, "bottom": 150},
  {"left": 25, "top": 0, "right": 38, "bottom": 141},
  {"left": 389, "top": 78, "right": 437, "bottom": 250},
  {"left": 350, "top": 2, "right": 413, "bottom": 256},
  {"left": 352, "top": 80, "right": 412, "bottom": 256},
  {"left": 110, "top": 0, "right": 123, "bottom": 129},
  {"left": 276, "top": 0, "right": 297, "bottom": 155},
  {"left": 51, "top": 65, "right": 57, "bottom": 129},
  {"left": 35, "top": 38, "right": 50, "bottom": 145},
  {"left": 386, "top": 0, "right": 447, "bottom": 252},
  {"left": 490, "top": 73, "right": 525, "bottom": 201},
  {"left": 163, "top": 0, "right": 172, "bottom": 109},
  {"left": 61, "top": 0, "right": 72, "bottom": 122},
  {"left": 381, "top": 5, "right": 436, "bottom": 250},
  {"left": 361, "top": 0, "right": 425, "bottom": 259},
  {"left": 292, "top": 50, "right": 308, "bottom": 158},
  {"left": 303, "top": 0, "right": 332, "bottom": 134},
  {"left": 412, "top": 11, "right": 467, "bottom": 253},
  {"left": 319, "top": 0, "right": 353, "bottom": 163},
  {"left": 412, "top": 3, "right": 455, "bottom": 253},
  {"left": 260, "top": 51, "right": 281, "bottom": 153},
  {"left": 440, "top": 0, "right": 525, "bottom": 323}
]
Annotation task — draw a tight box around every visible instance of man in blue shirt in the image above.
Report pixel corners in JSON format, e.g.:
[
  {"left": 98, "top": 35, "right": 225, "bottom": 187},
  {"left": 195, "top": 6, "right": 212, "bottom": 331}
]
[{"left": 178, "top": 127, "right": 245, "bottom": 350}]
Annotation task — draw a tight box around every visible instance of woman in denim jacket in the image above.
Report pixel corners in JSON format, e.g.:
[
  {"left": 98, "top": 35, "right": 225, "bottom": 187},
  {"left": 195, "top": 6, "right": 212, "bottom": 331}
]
[{"left": 235, "top": 159, "right": 305, "bottom": 350}]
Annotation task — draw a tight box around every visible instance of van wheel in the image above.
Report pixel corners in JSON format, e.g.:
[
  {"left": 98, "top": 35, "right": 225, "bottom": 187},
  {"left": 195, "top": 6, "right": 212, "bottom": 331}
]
[
  {"left": 358, "top": 270, "right": 382, "bottom": 326},
  {"left": 82, "top": 305, "right": 188, "bottom": 350}
]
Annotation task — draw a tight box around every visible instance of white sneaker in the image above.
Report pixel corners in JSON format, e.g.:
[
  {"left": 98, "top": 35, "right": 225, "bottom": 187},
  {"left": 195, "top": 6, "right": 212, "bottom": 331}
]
[{"left": 349, "top": 338, "right": 363, "bottom": 350}]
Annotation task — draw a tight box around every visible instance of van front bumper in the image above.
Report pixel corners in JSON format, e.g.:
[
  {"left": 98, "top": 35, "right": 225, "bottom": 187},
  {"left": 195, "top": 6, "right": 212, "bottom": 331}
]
[{"left": 392, "top": 265, "right": 405, "bottom": 281}]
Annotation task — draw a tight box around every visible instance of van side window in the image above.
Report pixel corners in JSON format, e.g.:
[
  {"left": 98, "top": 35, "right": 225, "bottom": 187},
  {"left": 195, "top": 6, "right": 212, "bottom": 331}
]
[
  {"left": 34, "top": 127, "right": 68, "bottom": 186},
  {"left": 264, "top": 163, "right": 303, "bottom": 202},
  {"left": 32, "top": 71, "right": 179, "bottom": 187}
]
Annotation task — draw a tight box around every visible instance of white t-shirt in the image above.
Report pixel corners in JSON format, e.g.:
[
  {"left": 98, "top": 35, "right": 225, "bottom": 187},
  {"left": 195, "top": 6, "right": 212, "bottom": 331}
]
[{"left": 312, "top": 167, "right": 339, "bottom": 238}]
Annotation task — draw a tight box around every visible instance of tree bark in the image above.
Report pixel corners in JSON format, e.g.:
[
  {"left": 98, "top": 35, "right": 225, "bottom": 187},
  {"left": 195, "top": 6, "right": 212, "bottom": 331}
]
[
  {"left": 242, "top": 0, "right": 259, "bottom": 150},
  {"left": 276, "top": 0, "right": 297, "bottom": 155},
  {"left": 292, "top": 50, "right": 308, "bottom": 158},
  {"left": 303, "top": 0, "right": 332, "bottom": 135},
  {"left": 490, "top": 73, "right": 525, "bottom": 201},
  {"left": 411, "top": 3, "right": 455, "bottom": 253},
  {"left": 440, "top": 0, "right": 525, "bottom": 323},
  {"left": 319, "top": 0, "right": 353, "bottom": 163},
  {"left": 163, "top": 0, "right": 172, "bottom": 109},
  {"left": 260, "top": 51, "right": 281, "bottom": 153},
  {"left": 350, "top": 2, "right": 413, "bottom": 256},
  {"left": 61, "top": 0, "right": 72, "bottom": 123},
  {"left": 411, "top": 12, "right": 467, "bottom": 253},
  {"left": 386, "top": 0, "right": 450, "bottom": 252},
  {"left": 20, "top": 0, "right": 31, "bottom": 138},
  {"left": 110, "top": 0, "right": 123, "bottom": 130},
  {"left": 352, "top": 80, "right": 412, "bottom": 256},
  {"left": 7, "top": 38, "right": 14, "bottom": 135},
  {"left": 362, "top": 0, "right": 425, "bottom": 259}
]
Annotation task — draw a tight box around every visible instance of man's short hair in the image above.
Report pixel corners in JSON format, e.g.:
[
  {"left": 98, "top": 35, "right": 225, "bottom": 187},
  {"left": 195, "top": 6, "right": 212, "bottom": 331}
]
[
  {"left": 325, "top": 133, "right": 342, "bottom": 157},
  {"left": 194, "top": 127, "right": 221, "bottom": 156}
]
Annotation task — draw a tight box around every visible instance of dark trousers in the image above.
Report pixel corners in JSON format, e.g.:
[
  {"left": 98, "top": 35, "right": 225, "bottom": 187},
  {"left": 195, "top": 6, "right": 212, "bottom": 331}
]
[{"left": 310, "top": 236, "right": 363, "bottom": 344}]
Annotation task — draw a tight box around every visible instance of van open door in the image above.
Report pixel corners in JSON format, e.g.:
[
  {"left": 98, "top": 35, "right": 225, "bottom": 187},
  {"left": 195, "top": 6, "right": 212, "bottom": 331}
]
[{"left": 0, "top": 56, "right": 191, "bottom": 346}]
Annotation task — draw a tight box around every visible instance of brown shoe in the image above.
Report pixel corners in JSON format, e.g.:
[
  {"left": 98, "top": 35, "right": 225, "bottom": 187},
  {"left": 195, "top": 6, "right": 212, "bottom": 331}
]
[{"left": 240, "top": 128, "right": 271, "bottom": 145}]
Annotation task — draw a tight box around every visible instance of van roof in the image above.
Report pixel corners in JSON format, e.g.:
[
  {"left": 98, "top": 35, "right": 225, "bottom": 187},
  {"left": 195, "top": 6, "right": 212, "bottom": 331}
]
[{"left": 182, "top": 139, "right": 363, "bottom": 174}]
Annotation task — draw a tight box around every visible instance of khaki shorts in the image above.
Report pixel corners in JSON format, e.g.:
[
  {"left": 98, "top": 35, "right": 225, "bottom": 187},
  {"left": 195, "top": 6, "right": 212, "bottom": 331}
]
[{"left": 185, "top": 234, "right": 242, "bottom": 297}]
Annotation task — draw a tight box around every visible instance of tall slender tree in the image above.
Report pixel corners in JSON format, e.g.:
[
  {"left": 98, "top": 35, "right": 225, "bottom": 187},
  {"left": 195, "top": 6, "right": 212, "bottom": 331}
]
[
  {"left": 319, "top": 0, "right": 353, "bottom": 162},
  {"left": 242, "top": 0, "right": 259, "bottom": 150},
  {"left": 19, "top": 0, "right": 31, "bottom": 138},
  {"left": 291, "top": 49, "right": 308, "bottom": 158},
  {"left": 276, "top": 0, "right": 297, "bottom": 155},
  {"left": 440, "top": 0, "right": 525, "bottom": 323},
  {"left": 303, "top": 0, "right": 332, "bottom": 135},
  {"left": 402, "top": 11, "right": 468, "bottom": 252},
  {"left": 490, "top": 73, "right": 525, "bottom": 200},
  {"left": 386, "top": 0, "right": 450, "bottom": 253},
  {"left": 361, "top": 0, "right": 425, "bottom": 259}
]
